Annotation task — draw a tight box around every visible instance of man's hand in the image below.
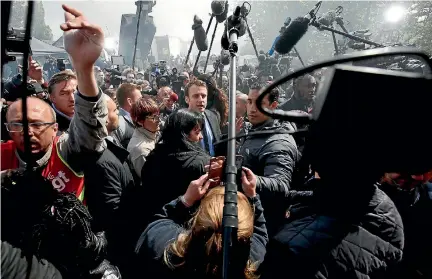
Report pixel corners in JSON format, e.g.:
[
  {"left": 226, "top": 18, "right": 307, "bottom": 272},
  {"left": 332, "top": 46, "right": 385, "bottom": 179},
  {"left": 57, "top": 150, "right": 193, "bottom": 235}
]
[
  {"left": 60, "top": 4, "right": 103, "bottom": 97},
  {"left": 60, "top": 4, "right": 104, "bottom": 71},
  {"left": 28, "top": 56, "right": 44, "bottom": 83},
  {"left": 241, "top": 167, "right": 257, "bottom": 198},
  {"left": 183, "top": 174, "right": 211, "bottom": 206}
]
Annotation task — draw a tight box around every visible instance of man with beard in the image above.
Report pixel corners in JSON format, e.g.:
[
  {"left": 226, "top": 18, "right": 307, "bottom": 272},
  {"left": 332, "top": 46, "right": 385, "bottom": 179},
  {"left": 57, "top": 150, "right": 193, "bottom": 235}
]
[{"left": 279, "top": 74, "right": 317, "bottom": 113}]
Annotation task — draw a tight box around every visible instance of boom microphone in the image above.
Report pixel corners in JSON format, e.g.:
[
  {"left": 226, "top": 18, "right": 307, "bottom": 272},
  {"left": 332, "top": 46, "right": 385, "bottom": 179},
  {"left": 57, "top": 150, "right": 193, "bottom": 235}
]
[
  {"left": 211, "top": 1, "right": 225, "bottom": 16},
  {"left": 216, "top": 2, "right": 229, "bottom": 23},
  {"left": 275, "top": 17, "right": 310, "bottom": 54},
  {"left": 192, "top": 15, "right": 209, "bottom": 51}
]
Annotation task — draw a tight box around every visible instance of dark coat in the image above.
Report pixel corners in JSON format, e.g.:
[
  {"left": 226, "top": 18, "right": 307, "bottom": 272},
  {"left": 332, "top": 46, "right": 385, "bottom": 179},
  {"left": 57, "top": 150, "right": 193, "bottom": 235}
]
[
  {"left": 83, "top": 139, "right": 137, "bottom": 271},
  {"left": 112, "top": 110, "right": 135, "bottom": 149},
  {"left": 135, "top": 195, "right": 268, "bottom": 279},
  {"left": 202, "top": 109, "right": 222, "bottom": 155},
  {"left": 140, "top": 145, "right": 211, "bottom": 226},
  {"left": 259, "top": 183, "right": 404, "bottom": 279},
  {"left": 1, "top": 241, "right": 63, "bottom": 279},
  {"left": 238, "top": 119, "right": 299, "bottom": 235},
  {"left": 55, "top": 110, "right": 71, "bottom": 133}
]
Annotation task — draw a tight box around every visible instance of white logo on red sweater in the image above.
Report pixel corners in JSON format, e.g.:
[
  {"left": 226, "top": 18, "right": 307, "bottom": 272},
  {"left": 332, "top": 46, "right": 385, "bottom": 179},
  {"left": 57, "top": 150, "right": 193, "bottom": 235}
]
[{"left": 47, "top": 171, "right": 70, "bottom": 192}]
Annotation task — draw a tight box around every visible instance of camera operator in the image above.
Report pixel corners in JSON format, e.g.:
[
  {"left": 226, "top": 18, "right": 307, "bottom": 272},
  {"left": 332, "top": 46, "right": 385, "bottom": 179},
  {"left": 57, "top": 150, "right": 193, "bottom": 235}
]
[
  {"left": 177, "top": 71, "right": 190, "bottom": 108},
  {"left": 238, "top": 83, "right": 299, "bottom": 235}
]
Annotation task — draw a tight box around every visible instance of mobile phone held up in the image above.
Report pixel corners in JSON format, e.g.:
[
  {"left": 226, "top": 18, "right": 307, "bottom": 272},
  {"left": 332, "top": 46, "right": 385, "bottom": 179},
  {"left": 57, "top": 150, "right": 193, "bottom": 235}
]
[{"left": 207, "top": 155, "right": 244, "bottom": 187}]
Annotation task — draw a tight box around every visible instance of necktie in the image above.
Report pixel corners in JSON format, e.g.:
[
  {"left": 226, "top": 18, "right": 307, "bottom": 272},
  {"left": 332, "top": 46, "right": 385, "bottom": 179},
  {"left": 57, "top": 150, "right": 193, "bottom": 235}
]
[{"left": 200, "top": 117, "right": 215, "bottom": 156}]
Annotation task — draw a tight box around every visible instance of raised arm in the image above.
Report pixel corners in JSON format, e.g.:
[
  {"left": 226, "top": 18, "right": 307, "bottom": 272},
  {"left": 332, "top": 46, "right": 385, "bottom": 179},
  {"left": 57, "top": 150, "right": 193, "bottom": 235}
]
[{"left": 57, "top": 5, "right": 108, "bottom": 159}]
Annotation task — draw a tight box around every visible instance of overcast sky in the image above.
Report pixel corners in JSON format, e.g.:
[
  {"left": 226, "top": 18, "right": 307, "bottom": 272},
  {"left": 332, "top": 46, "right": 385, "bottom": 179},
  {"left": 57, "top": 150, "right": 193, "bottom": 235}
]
[{"left": 43, "top": 0, "right": 225, "bottom": 43}]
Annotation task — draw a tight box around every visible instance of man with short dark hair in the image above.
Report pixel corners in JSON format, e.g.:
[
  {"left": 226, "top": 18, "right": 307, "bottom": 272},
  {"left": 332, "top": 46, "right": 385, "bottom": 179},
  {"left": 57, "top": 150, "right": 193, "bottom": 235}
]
[
  {"left": 113, "top": 83, "right": 141, "bottom": 148},
  {"left": 238, "top": 82, "right": 299, "bottom": 235},
  {"left": 185, "top": 79, "right": 221, "bottom": 156},
  {"left": 48, "top": 70, "right": 78, "bottom": 132},
  {"left": 279, "top": 74, "right": 317, "bottom": 113}
]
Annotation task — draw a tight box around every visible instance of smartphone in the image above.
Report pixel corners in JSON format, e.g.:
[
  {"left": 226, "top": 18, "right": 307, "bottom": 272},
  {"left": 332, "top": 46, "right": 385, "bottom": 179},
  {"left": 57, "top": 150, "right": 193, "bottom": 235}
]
[{"left": 208, "top": 156, "right": 226, "bottom": 187}]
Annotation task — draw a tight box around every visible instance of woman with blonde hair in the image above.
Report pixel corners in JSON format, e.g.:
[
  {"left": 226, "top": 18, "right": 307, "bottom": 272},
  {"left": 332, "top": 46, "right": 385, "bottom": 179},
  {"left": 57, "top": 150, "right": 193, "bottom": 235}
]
[{"left": 135, "top": 168, "right": 268, "bottom": 279}]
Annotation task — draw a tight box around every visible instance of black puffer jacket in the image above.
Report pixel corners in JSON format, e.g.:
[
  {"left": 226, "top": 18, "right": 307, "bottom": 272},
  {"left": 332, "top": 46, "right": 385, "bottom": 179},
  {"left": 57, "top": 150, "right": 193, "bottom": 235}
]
[
  {"left": 238, "top": 119, "right": 299, "bottom": 235},
  {"left": 259, "top": 183, "right": 404, "bottom": 279}
]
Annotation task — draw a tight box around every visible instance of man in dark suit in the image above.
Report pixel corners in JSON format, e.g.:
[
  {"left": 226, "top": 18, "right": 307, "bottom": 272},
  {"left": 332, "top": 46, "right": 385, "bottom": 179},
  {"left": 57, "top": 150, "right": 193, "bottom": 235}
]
[
  {"left": 185, "top": 79, "right": 221, "bottom": 156},
  {"left": 112, "top": 83, "right": 142, "bottom": 148}
]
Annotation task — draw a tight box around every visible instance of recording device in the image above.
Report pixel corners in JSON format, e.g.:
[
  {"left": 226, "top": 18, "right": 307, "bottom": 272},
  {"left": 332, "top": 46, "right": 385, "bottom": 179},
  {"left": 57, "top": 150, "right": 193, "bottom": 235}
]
[
  {"left": 211, "top": 1, "right": 226, "bottom": 15},
  {"left": 275, "top": 17, "right": 310, "bottom": 54},
  {"left": 105, "top": 68, "right": 123, "bottom": 87},
  {"left": 3, "top": 74, "right": 45, "bottom": 102},
  {"left": 193, "top": 15, "right": 209, "bottom": 52},
  {"left": 57, "top": 59, "right": 66, "bottom": 71},
  {"left": 257, "top": 48, "right": 432, "bottom": 178},
  {"left": 215, "top": 1, "right": 229, "bottom": 23},
  {"left": 4, "top": 28, "right": 32, "bottom": 63}
]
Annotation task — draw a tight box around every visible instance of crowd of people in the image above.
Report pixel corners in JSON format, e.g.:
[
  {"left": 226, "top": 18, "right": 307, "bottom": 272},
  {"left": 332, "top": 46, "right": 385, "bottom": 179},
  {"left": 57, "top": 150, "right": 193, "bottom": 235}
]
[{"left": 1, "top": 4, "right": 431, "bottom": 279}]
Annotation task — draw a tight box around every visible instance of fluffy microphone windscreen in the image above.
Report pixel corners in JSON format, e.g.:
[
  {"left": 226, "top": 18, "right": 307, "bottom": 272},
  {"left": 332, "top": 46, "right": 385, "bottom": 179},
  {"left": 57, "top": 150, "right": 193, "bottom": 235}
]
[
  {"left": 211, "top": 1, "right": 225, "bottom": 16},
  {"left": 192, "top": 15, "right": 209, "bottom": 51},
  {"left": 216, "top": 2, "right": 229, "bottom": 23},
  {"left": 275, "top": 17, "right": 310, "bottom": 54}
]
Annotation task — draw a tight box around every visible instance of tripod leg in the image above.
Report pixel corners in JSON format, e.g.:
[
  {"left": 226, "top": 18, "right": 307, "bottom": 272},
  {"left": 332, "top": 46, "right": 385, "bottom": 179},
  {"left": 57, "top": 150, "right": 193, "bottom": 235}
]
[
  {"left": 293, "top": 47, "right": 306, "bottom": 67},
  {"left": 204, "top": 22, "right": 219, "bottom": 73},
  {"left": 331, "top": 31, "right": 339, "bottom": 56}
]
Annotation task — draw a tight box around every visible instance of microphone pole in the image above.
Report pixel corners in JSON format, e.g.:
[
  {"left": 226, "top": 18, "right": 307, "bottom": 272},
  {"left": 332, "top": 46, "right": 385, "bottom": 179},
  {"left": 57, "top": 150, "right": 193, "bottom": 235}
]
[
  {"left": 132, "top": 1, "right": 143, "bottom": 70},
  {"left": 204, "top": 21, "right": 219, "bottom": 73},
  {"left": 244, "top": 18, "right": 259, "bottom": 59},
  {"left": 222, "top": 7, "right": 243, "bottom": 279},
  {"left": 193, "top": 15, "right": 214, "bottom": 74},
  {"left": 311, "top": 21, "right": 384, "bottom": 47}
]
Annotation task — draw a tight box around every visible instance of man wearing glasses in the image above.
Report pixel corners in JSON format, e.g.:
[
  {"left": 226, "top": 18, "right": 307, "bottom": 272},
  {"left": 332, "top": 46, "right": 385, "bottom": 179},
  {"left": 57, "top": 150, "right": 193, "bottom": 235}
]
[{"left": 0, "top": 5, "right": 108, "bottom": 202}]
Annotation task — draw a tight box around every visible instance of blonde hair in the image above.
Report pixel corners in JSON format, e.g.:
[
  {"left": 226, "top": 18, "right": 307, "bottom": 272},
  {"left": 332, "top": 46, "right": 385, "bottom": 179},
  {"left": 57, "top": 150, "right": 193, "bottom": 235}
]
[{"left": 164, "top": 186, "right": 258, "bottom": 279}]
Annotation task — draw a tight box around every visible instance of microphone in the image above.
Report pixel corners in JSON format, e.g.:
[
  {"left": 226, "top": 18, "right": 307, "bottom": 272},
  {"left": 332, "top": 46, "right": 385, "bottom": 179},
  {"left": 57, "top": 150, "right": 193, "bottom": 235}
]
[
  {"left": 211, "top": 1, "right": 225, "bottom": 16},
  {"left": 316, "top": 10, "right": 337, "bottom": 27},
  {"left": 192, "top": 15, "right": 208, "bottom": 51},
  {"left": 216, "top": 1, "right": 229, "bottom": 23},
  {"left": 275, "top": 17, "right": 310, "bottom": 54},
  {"left": 221, "top": 50, "right": 230, "bottom": 65}
]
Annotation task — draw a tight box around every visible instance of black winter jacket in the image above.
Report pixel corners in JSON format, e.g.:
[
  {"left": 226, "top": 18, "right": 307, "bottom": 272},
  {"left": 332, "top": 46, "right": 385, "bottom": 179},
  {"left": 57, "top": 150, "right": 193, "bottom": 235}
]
[
  {"left": 1, "top": 241, "right": 63, "bottom": 279},
  {"left": 135, "top": 194, "right": 268, "bottom": 278},
  {"left": 259, "top": 183, "right": 404, "bottom": 279},
  {"left": 238, "top": 119, "right": 299, "bottom": 234},
  {"left": 83, "top": 139, "right": 137, "bottom": 271},
  {"left": 140, "top": 145, "right": 211, "bottom": 226}
]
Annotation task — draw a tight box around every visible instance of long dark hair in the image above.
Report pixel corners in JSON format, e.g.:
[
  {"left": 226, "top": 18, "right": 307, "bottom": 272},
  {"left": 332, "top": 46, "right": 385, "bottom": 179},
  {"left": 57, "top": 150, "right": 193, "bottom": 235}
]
[
  {"left": 157, "top": 109, "right": 205, "bottom": 153},
  {"left": 197, "top": 74, "right": 228, "bottom": 128}
]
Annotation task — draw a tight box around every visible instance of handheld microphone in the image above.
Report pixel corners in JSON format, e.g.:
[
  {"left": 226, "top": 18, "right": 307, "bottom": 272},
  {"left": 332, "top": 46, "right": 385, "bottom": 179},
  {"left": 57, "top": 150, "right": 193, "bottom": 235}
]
[
  {"left": 275, "top": 17, "right": 310, "bottom": 54},
  {"left": 216, "top": 1, "right": 229, "bottom": 23},
  {"left": 211, "top": 1, "right": 225, "bottom": 16},
  {"left": 192, "top": 15, "right": 209, "bottom": 51}
]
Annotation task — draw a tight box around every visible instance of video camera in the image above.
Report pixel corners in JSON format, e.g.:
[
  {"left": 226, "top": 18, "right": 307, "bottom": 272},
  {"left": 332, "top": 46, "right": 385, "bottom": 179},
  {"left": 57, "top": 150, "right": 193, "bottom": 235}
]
[{"left": 2, "top": 74, "right": 45, "bottom": 102}]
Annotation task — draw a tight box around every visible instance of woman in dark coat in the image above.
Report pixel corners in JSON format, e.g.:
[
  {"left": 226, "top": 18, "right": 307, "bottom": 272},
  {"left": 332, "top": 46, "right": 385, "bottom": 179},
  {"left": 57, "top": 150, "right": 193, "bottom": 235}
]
[
  {"left": 140, "top": 109, "right": 211, "bottom": 226},
  {"left": 136, "top": 173, "right": 268, "bottom": 279}
]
